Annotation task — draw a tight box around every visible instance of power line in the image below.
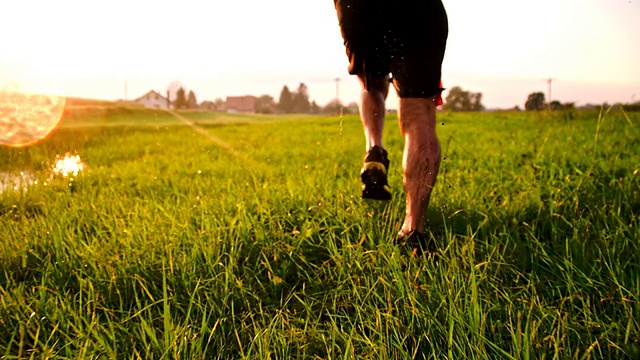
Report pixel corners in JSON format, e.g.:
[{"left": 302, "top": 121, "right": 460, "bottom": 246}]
[{"left": 545, "top": 78, "right": 556, "bottom": 108}]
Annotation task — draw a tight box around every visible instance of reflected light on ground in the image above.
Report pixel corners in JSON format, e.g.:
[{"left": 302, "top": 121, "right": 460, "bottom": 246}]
[
  {"left": 0, "top": 171, "right": 36, "bottom": 194},
  {"left": 53, "top": 154, "right": 85, "bottom": 177},
  {"left": 0, "top": 154, "right": 86, "bottom": 194},
  {"left": 0, "top": 90, "right": 66, "bottom": 147}
]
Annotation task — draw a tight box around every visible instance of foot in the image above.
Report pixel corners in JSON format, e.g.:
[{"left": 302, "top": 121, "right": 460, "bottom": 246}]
[
  {"left": 397, "top": 230, "right": 436, "bottom": 257},
  {"left": 360, "top": 146, "right": 391, "bottom": 200}
]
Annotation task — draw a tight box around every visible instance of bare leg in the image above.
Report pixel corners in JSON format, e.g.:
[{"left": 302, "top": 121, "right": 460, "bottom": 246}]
[
  {"left": 398, "top": 97, "right": 441, "bottom": 235},
  {"left": 358, "top": 75, "right": 389, "bottom": 150}
]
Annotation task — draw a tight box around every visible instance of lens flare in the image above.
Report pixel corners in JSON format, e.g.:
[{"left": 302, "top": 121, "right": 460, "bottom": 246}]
[
  {"left": 0, "top": 90, "right": 66, "bottom": 147},
  {"left": 53, "top": 154, "right": 85, "bottom": 177}
]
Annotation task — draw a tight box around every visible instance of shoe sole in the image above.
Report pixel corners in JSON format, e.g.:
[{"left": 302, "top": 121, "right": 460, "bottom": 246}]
[{"left": 361, "top": 161, "right": 391, "bottom": 200}]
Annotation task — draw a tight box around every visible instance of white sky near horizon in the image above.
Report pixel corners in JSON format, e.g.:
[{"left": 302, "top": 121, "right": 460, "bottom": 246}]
[{"left": 0, "top": 0, "right": 638, "bottom": 109}]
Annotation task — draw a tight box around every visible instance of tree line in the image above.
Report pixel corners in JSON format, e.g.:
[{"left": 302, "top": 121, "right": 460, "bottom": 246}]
[
  {"left": 443, "top": 86, "right": 485, "bottom": 112},
  {"left": 168, "top": 81, "right": 354, "bottom": 114},
  {"left": 524, "top": 92, "right": 575, "bottom": 111},
  {"left": 173, "top": 87, "right": 198, "bottom": 109},
  {"left": 257, "top": 83, "right": 356, "bottom": 115},
  {"left": 168, "top": 81, "right": 631, "bottom": 114},
  {"left": 441, "top": 86, "right": 575, "bottom": 112}
]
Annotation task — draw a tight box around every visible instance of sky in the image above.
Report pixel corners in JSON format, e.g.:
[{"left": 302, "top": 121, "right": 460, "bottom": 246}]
[{"left": 0, "top": 0, "right": 638, "bottom": 109}]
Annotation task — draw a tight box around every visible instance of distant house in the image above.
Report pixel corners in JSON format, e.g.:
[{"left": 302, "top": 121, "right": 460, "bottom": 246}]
[
  {"left": 226, "top": 95, "right": 256, "bottom": 113},
  {"left": 135, "top": 90, "right": 171, "bottom": 109}
]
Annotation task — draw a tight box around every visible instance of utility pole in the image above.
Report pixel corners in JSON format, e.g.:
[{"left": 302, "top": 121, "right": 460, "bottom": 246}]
[
  {"left": 545, "top": 78, "right": 555, "bottom": 109},
  {"left": 334, "top": 77, "right": 341, "bottom": 103}
]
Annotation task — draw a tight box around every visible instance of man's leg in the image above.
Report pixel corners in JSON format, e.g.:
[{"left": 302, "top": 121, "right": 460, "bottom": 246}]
[
  {"left": 387, "top": 0, "right": 447, "bottom": 251},
  {"left": 358, "top": 75, "right": 389, "bottom": 150},
  {"left": 359, "top": 75, "right": 393, "bottom": 200},
  {"left": 397, "top": 97, "right": 440, "bottom": 237}
]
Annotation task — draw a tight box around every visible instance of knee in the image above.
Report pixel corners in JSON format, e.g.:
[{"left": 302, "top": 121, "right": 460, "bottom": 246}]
[
  {"left": 398, "top": 98, "right": 437, "bottom": 133},
  {"left": 358, "top": 74, "right": 389, "bottom": 98}
]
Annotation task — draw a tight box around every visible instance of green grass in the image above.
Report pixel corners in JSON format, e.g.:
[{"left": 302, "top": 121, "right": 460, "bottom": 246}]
[{"left": 0, "top": 105, "right": 639, "bottom": 359}]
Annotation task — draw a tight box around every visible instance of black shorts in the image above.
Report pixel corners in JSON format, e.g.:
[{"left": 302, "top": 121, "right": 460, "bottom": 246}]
[{"left": 334, "top": 0, "right": 448, "bottom": 98}]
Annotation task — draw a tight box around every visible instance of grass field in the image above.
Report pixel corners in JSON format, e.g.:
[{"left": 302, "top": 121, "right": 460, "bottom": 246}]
[{"left": 1, "top": 102, "right": 639, "bottom": 359}]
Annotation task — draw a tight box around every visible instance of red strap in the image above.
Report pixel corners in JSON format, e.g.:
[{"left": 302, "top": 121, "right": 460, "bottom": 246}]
[{"left": 436, "top": 81, "right": 443, "bottom": 106}]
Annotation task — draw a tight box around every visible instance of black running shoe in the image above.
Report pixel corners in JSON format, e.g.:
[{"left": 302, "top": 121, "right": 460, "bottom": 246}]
[
  {"left": 361, "top": 146, "right": 391, "bottom": 200},
  {"left": 397, "top": 231, "right": 437, "bottom": 257}
]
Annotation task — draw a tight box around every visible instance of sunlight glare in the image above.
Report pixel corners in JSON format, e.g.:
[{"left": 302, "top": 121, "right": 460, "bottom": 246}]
[
  {"left": 0, "top": 90, "right": 66, "bottom": 147},
  {"left": 53, "top": 154, "right": 85, "bottom": 177}
]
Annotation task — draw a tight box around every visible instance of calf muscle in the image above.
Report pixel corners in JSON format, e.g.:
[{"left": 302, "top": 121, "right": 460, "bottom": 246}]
[
  {"left": 359, "top": 75, "right": 389, "bottom": 150},
  {"left": 398, "top": 98, "right": 441, "bottom": 235}
]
